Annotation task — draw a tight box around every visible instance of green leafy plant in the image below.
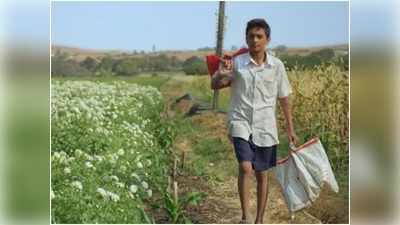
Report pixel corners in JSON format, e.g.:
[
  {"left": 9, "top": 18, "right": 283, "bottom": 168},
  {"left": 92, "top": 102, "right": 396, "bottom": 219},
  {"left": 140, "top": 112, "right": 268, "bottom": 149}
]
[{"left": 163, "top": 191, "right": 206, "bottom": 223}]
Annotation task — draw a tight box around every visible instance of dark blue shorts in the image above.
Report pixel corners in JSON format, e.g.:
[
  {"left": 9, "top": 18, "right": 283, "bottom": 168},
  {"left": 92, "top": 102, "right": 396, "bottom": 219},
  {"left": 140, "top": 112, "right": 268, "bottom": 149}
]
[{"left": 232, "top": 134, "right": 277, "bottom": 172}]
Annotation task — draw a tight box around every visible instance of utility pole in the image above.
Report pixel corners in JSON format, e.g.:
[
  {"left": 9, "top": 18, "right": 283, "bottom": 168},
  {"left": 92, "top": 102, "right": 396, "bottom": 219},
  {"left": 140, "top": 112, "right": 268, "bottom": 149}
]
[{"left": 212, "top": 1, "right": 225, "bottom": 111}]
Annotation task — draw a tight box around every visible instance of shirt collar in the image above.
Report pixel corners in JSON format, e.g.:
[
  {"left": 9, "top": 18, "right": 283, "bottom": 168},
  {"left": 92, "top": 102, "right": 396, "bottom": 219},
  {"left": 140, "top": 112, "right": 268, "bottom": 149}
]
[{"left": 245, "top": 51, "right": 275, "bottom": 67}]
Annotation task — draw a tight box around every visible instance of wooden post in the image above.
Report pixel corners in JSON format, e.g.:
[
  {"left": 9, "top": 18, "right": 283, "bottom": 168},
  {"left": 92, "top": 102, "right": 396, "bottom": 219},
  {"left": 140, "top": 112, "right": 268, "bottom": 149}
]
[
  {"left": 212, "top": 1, "right": 226, "bottom": 111},
  {"left": 173, "top": 157, "right": 177, "bottom": 181},
  {"left": 167, "top": 176, "right": 171, "bottom": 193},
  {"left": 181, "top": 151, "right": 186, "bottom": 170},
  {"left": 173, "top": 181, "right": 178, "bottom": 203}
]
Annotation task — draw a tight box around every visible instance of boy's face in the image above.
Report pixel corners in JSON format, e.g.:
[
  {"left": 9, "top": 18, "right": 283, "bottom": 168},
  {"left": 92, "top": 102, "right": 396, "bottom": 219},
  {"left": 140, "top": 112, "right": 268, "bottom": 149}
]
[{"left": 246, "top": 27, "right": 270, "bottom": 53}]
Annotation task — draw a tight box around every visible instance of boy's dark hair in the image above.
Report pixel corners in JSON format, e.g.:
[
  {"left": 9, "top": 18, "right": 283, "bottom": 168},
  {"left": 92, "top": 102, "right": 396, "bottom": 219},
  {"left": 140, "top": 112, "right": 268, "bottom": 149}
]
[{"left": 246, "top": 18, "right": 271, "bottom": 38}]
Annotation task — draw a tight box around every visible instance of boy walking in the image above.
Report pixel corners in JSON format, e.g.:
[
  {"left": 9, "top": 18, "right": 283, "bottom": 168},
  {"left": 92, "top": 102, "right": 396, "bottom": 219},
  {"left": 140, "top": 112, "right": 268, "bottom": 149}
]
[{"left": 211, "top": 18, "right": 298, "bottom": 224}]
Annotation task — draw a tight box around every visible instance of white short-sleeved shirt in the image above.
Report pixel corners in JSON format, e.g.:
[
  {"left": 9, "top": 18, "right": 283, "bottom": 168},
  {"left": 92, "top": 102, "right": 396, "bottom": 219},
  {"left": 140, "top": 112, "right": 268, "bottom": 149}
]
[{"left": 226, "top": 51, "right": 293, "bottom": 147}]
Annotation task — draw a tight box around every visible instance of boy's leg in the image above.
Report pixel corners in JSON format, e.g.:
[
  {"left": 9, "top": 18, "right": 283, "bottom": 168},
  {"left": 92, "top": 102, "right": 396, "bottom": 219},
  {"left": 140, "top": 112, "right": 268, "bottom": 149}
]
[
  {"left": 232, "top": 136, "right": 256, "bottom": 222},
  {"left": 254, "top": 170, "right": 269, "bottom": 224},
  {"left": 251, "top": 143, "right": 277, "bottom": 224},
  {"left": 238, "top": 161, "right": 253, "bottom": 221}
]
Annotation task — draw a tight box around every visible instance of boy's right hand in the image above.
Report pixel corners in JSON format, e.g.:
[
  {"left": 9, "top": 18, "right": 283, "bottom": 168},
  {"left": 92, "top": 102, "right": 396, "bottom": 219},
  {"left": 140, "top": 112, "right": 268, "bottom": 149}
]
[
  {"left": 211, "top": 55, "right": 234, "bottom": 89},
  {"left": 219, "top": 58, "right": 233, "bottom": 76},
  {"left": 222, "top": 58, "right": 233, "bottom": 70}
]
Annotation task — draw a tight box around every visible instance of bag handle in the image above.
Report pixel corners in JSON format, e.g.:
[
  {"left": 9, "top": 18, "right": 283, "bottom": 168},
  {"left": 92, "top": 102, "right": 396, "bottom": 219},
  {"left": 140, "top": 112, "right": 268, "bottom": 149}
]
[
  {"left": 289, "top": 142, "right": 297, "bottom": 152},
  {"left": 276, "top": 138, "right": 319, "bottom": 165}
]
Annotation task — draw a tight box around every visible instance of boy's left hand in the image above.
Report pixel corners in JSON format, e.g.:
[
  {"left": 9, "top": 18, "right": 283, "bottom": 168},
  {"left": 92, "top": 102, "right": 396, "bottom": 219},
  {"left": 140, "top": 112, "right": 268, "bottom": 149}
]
[
  {"left": 227, "top": 134, "right": 233, "bottom": 144},
  {"left": 287, "top": 129, "right": 299, "bottom": 146}
]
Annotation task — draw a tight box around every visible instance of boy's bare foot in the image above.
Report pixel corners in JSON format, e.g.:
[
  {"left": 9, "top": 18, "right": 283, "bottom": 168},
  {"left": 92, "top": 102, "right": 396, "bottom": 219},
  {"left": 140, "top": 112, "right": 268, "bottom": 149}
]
[{"left": 239, "top": 218, "right": 253, "bottom": 224}]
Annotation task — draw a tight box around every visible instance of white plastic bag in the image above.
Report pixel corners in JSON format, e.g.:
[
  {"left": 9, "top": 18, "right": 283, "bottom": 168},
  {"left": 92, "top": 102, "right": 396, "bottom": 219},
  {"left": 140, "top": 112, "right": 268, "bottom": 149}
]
[{"left": 274, "top": 137, "right": 339, "bottom": 213}]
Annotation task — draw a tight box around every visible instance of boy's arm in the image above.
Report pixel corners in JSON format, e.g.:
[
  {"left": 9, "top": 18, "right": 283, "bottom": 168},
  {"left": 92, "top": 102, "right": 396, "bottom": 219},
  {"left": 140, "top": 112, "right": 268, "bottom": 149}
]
[
  {"left": 277, "top": 61, "right": 298, "bottom": 146},
  {"left": 278, "top": 96, "right": 299, "bottom": 146},
  {"left": 211, "top": 70, "right": 233, "bottom": 89}
]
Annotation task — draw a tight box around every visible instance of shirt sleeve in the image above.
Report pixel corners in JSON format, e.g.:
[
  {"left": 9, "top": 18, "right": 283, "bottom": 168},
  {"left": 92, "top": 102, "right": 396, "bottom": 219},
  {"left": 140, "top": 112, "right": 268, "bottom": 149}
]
[
  {"left": 277, "top": 63, "right": 293, "bottom": 98},
  {"left": 230, "top": 56, "right": 240, "bottom": 83}
]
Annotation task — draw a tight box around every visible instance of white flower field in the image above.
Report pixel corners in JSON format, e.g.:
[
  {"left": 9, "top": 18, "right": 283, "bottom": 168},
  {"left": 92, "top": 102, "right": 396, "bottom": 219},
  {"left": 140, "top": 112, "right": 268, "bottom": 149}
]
[{"left": 51, "top": 81, "right": 175, "bottom": 223}]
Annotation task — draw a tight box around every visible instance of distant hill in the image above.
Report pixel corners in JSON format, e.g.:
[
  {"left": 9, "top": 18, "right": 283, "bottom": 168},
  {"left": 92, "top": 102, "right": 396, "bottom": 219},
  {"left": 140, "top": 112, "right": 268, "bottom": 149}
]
[
  {"left": 279, "top": 44, "right": 348, "bottom": 56},
  {"left": 51, "top": 44, "right": 348, "bottom": 62},
  {"left": 51, "top": 45, "right": 124, "bottom": 61}
]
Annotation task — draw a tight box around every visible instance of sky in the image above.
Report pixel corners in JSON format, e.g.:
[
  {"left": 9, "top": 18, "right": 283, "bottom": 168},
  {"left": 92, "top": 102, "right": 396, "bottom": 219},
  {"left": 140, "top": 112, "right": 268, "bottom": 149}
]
[{"left": 51, "top": 1, "right": 349, "bottom": 51}]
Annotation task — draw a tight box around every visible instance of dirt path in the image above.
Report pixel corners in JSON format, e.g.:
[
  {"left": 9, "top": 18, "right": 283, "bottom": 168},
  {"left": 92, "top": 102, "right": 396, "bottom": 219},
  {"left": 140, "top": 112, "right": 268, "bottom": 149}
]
[{"left": 159, "top": 76, "right": 348, "bottom": 224}]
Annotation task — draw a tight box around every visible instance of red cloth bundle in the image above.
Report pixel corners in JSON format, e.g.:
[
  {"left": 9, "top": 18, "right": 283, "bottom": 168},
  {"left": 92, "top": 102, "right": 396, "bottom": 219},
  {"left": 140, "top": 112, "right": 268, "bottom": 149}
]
[{"left": 205, "top": 48, "right": 249, "bottom": 89}]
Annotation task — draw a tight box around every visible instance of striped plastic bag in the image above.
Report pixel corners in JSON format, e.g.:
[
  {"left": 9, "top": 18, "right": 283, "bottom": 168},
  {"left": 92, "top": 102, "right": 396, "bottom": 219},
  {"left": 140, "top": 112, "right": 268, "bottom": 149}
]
[{"left": 274, "top": 137, "right": 339, "bottom": 213}]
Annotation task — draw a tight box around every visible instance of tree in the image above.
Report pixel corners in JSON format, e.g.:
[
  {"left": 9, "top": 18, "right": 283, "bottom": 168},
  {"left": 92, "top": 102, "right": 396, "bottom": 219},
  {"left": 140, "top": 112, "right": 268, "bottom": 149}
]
[
  {"left": 51, "top": 57, "right": 89, "bottom": 76},
  {"left": 274, "top": 45, "right": 287, "bottom": 53},
  {"left": 113, "top": 58, "right": 139, "bottom": 76},
  {"left": 311, "top": 48, "right": 335, "bottom": 61},
  {"left": 80, "top": 56, "right": 98, "bottom": 72},
  {"left": 98, "top": 56, "right": 115, "bottom": 72},
  {"left": 183, "top": 56, "right": 208, "bottom": 75},
  {"left": 279, "top": 54, "right": 322, "bottom": 71},
  {"left": 170, "top": 56, "right": 180, "bottom": 68},
  {"left": 197, "top": 46, "right": 215, "bottom": 51}
]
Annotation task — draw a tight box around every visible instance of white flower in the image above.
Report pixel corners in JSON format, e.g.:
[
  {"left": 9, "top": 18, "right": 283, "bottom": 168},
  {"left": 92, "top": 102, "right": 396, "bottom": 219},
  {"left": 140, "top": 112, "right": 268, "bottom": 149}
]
[
  {"left": 110, "top": 175, "right": 119, "bottom": 182},
  {"left": 117, "top": 148, "right": 125, "bottom": 156},
  {"left": 64, "top": 167, "right": 71, "bottom": 174},
  {"left": 75, "top": 149, "right": 83, "bottom": 157},
  {"left": 141, "top": 181, "right": 149, "bottom": 189},
  {"left": 85, "top": 161, "right": 94, "bottom": 169},
  {"left": 85, "top": 154, "right": 94, "bottom": 161},
  {"left": 108, "top": 153, "right": 119, "bottom": 164},
  {"left": 97, "top": 188, "right": 119, "bottom": 202},
  {"left": 71, "top": 181, "right": 83, "bottom": 191},
  {"left": 147, "top": 189, "right": 152, "bottom": 197},
  {"left": 53, "top": 152, "right": 60, "bottom": 159},
  {"left": 72, "top": 107, "right": 80, "bottom": 114},
  {"left": 137, "top": 162, "right": 143, "bottom": 169},
  {"left": 60, "top": 151, "right": 67, "bottom": 158},
  {"left": 111, "top": 194, "right": 120, "bottom": 202},
  {"left": 97, "top": 188, "right": 108, "bottom": 198},
  {"left": 67, "top": 157, "right": 75, "bottom": 163},
  {"left": 129, "top": 184, "right": 138, "bottom": 193},
  {"left": 107, "top": 191, "right": 120, "bottom": 202},
  {"left": 94, "top": 155, "right": 103, "bottom": 162},
  {"left": 109, "top": 158, "right": 117, "bottom": 165},
  {"left": 131, "top": 173, "right": 141, "bottom": 180},
  {"left": 115, "top": 182, "right": 125, "bottom": 188},
  {"left": 58, "top": 152, "right": 68, "bottom": 164},
  {"left": 50, "top": 189, "right": 55, "bottom": 200},
  {"left": 120, "top": 165, "right": 127, "bottom": 172}
]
